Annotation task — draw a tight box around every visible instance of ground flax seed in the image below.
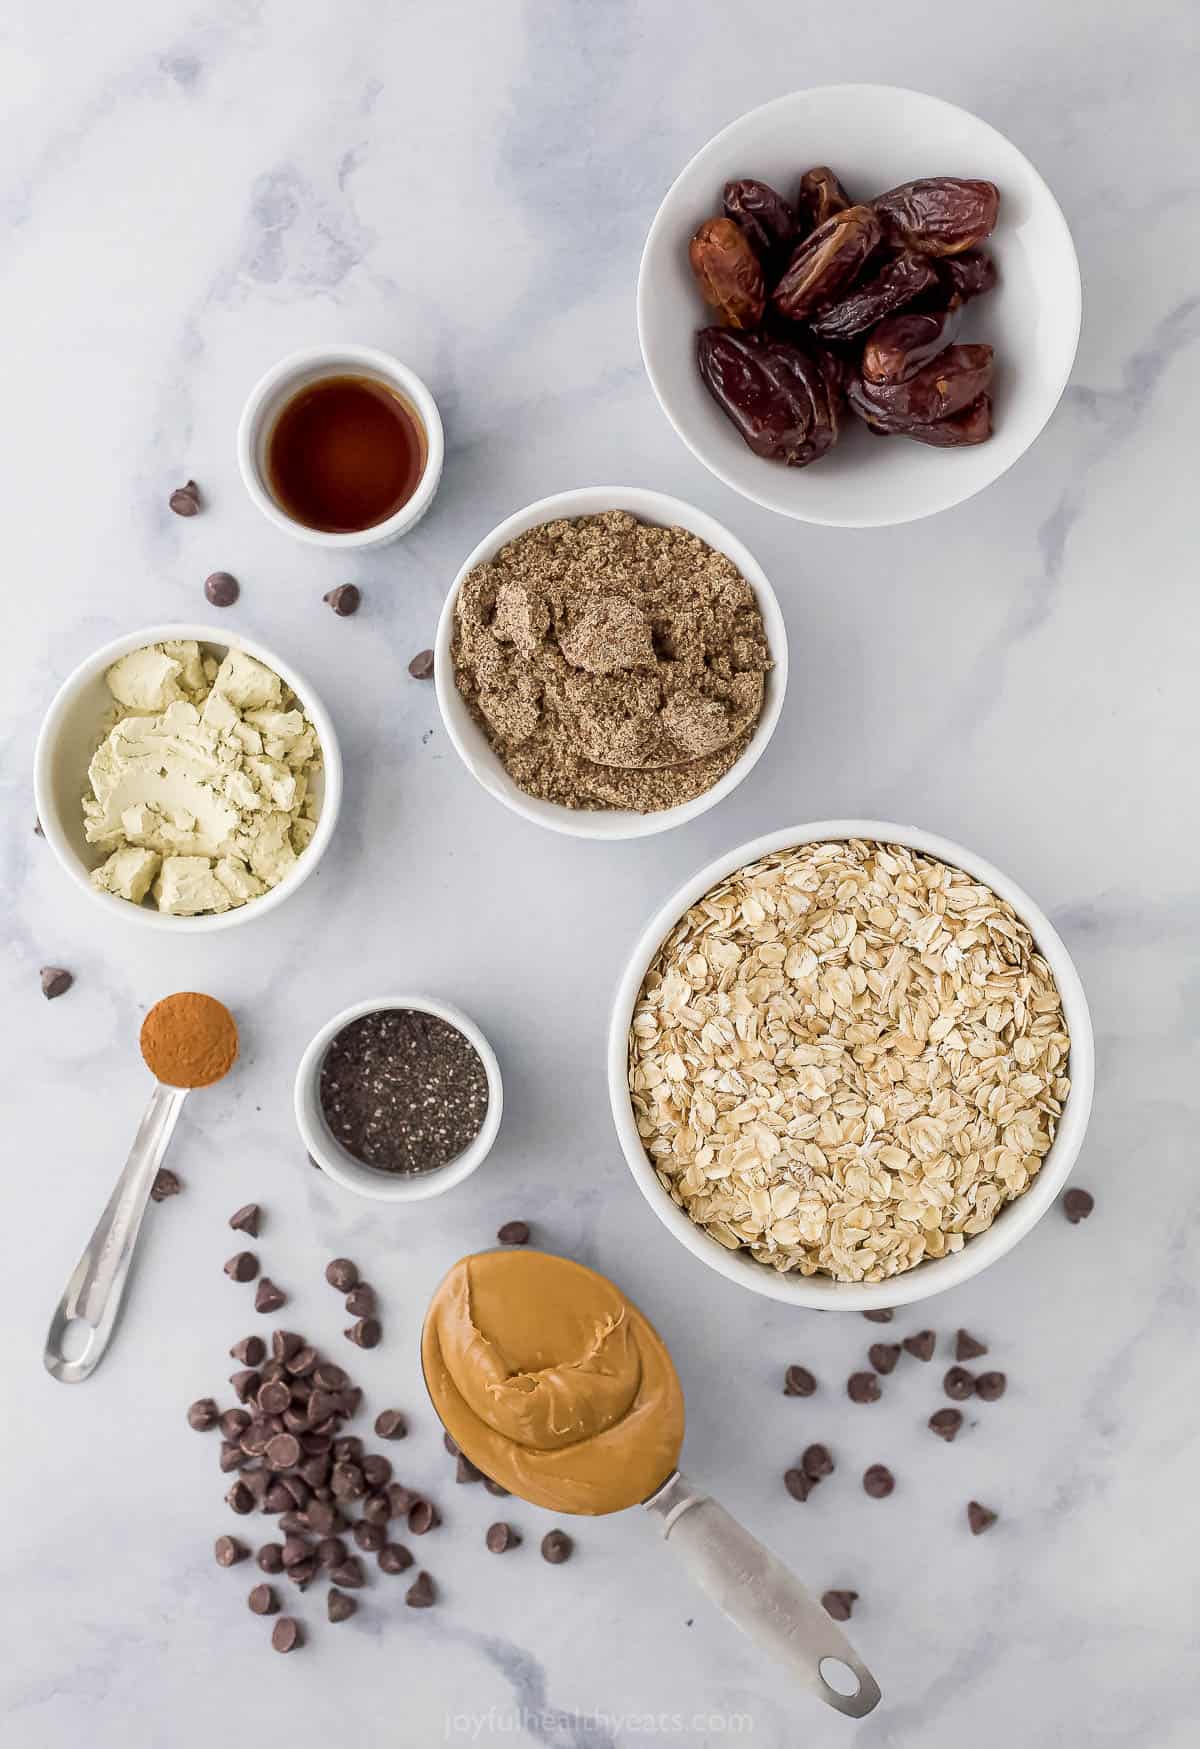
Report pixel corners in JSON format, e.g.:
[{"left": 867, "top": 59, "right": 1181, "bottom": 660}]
[{"left": 451, "top": 511, "right": 773, "bottom": 811}]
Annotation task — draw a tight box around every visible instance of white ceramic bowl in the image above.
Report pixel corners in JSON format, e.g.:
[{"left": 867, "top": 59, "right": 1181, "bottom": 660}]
[
  {"left": 638, "top": 84, "right": 1082, "bottom": 527},
  {"left": 608, "top": 820, "right": 1094, "bottom": 1310},
  {"left": 434, "top": 486, "right": 788, "bottom": 840},
  {"left": 295, "top": 995, "right": 503, "bottom": 1202},
  {"left": 33, "top": 622, "right": 343, "bottom": 932},
  {"left": 237, "top": 344, "right": 444, "bottom": 548}
]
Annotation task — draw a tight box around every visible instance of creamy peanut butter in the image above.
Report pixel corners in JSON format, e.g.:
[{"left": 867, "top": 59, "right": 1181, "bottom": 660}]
[{"left": 421, "top": 1251, "right": 685, "bottom": 1515}]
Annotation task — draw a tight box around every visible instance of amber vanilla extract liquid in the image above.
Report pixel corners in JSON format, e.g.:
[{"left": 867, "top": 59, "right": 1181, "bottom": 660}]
[{"left": 266, "top": 374, "right": 427, "bottom": 533}]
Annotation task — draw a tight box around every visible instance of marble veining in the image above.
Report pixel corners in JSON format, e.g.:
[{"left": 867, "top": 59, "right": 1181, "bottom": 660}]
[{"left": 2, "top": 1, "right": 1198, "bottom": 1745}]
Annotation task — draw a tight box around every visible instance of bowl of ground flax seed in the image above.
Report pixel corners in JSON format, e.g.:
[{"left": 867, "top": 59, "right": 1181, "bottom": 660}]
[{"left": 436, "top": 487, "right": 788, "bottom": 840}]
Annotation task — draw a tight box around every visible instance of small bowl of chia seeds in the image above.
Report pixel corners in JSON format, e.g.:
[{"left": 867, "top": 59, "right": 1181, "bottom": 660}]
[{"left": 294, "top": 996, "right": 502, "bottom": 1201}]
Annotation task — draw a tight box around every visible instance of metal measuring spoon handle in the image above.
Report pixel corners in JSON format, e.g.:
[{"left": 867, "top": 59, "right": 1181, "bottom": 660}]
[
  {"left": 44, "top": 1081, "right": 189, "bottom": 1384},
  {"left": 644, "top": 1470, "right": 881, "bottom": 1718}
]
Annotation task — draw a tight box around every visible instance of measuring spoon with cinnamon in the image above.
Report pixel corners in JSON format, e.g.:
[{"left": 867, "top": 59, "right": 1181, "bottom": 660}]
[
  {"left": 422, "top": 1250, "right": 880, "bottom": 1718},
  {"left": 44, "top": 993, "right": 238, "bottom": 1384}
]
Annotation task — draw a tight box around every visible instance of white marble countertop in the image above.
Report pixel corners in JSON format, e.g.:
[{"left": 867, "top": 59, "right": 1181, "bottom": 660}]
[{"left": 3, "top": 2, "right": 1197, "bottom": 1745}]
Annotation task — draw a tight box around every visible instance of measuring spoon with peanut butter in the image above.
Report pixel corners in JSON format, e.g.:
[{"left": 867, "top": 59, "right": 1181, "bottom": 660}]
[
  {"left": 422, "top": 1251, "right": 880, "bottom": 1717},
  {"left": 44, "top": 994, "right": 238, "bottom": 1384}
]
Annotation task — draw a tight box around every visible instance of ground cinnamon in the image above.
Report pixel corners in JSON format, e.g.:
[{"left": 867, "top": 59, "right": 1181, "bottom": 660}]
[{"left": 140, "top": 992, "right": 238, "bottom": 1088}]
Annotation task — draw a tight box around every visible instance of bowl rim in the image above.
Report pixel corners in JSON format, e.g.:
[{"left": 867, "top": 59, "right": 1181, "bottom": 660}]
[
  {"left": 236, "top": 343, "right": 445, "bottom": 549},
  {"left": 32, "top": 620, "right": 344, "bottom": 932},
  {"left": 607, "top": 818, "right": 1095, "bottom": 1309},
  {"left": 433, "top": 485, "right": 789, "bottom": 840},
  {"left": 637, "top": 81, "right": 1083, "bottom": 528},
  {"left": 293, "top": 994, "right": 504, "bottom": 1202}
]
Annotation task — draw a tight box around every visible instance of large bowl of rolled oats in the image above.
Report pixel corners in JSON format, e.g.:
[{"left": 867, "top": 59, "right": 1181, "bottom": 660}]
[{"left": 609, "top": 824, "right": 1093, "bottom": 1309}]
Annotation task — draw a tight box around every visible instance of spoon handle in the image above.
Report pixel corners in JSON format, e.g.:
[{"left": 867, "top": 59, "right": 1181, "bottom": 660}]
[
  {"left": 644, "top": 1470, "right": 881, "bottom": 1718},
  {"left": 44, "top": 1082, "right": 188, "bottom": 1384}
]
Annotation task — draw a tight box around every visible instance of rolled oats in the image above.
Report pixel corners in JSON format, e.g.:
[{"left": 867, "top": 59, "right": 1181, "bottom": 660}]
[{"left": 628, "top": 840, "right": 1071, "bottom": 1284}]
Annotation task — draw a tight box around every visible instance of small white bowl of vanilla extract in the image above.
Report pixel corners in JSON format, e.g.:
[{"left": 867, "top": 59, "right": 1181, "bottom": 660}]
[{"left": 238, "top": 344, "right": 444, "bottom": 548}]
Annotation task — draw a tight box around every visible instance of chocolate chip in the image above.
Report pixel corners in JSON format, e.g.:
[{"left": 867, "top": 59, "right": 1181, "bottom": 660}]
[
  {"left": 903, "top": 1330, "right": 936, "bottom": 1362},
  {"left": 248, "top": 1583, "right": 278, "bottom": 1615},
  {"left": 169, "top": 479, "right": 201, "bottom": 517},
  {"left": 280, "top": 1536, "right": 310, "bottom": 1570},
  {"left": 975, "top": 1371, "right": 1007, "bottom": 1402},
  {"left": 483, "top": 1477, "right": 510, "bottom": 1497},
  {"left": 328, "top": 1587, "right": 357, "bottom": 1622},
  {"left": 344, "top": 1284, "right": 376, "bottom": 1317},
  {"left": 868, "top": 1343, "right": 900, "bottom": 1375},
  {"left": 257, "top": 1380, "right": 291, "bottom": 1417},
  {"left": 278, "top": 1510, "right": 310, "bottom": 1537},
  {"left": 456, "top": 1454, "right": 483, "bottom": 1485},
  {"left": 255, "top": 1278, "right": 286, "bottom": 1314},
  {"left": 783, "top": 1468, "right": 813, "bottom": 1502},
  {"left": 967, "top": 1500, "right": 998, "bottom": 1535},
  {"left": 442, "top": 1433, "right": 459, "bottom": 1456},
  {"left": 226, "top": 1481, "right": 254, "bottom": 1515},
  {"left": 408, "top": 648, "right": 434, "bottom": 679},
  {"left": 40, "top": 965, "right": 74, "bottom": 1000},
  {"left": 229, "top": 1203, "right": 261, "bottom": 1236},
  {"left": 204, "top": 571, "right": 239, "bottom": 607},
  {"left": 354, "top": 1520, "right": 386, "bottom": 1554},
  {"left": 325, "top": 1258, "right": 359, "bottom": 1292},
  {"left": 230, "top": 1369, "right": 262, "bottom": 1404},
  {"left": 497, "top": 1220, "right": 530, "bottom": 1245},
  {"left": 230, "top": 1336, "right": 265, "bottom": 1367},
  {"left": 374, "top": 1409, "right": 407, "bottom": 1440},
  {"left": 333, "top": 1436, "right": 364, "bottom": 1464},
  {"left": 266, "top": 1433, "right": 301, "bottom": 1470},
  {"left": 324, "top": 584, "right": 361, "bottom": 617},
  {"left": 361, "top": 1458, "right": 392, "bottom": 1493},
  {"left": 149, "top": 1168, "right": 182, "bottom": 1201},
  {"left": 485, "top": 1522, "right": 521, "bottom": 1553},
  {"left": 1063, "top": 1187, "right": 1094, "bottom": 1223},
  {"left": 405, "top": 1570, "right": 436, "bottom": 1608},
  {"left": 821, "top": 1589, "right": 857, "bottom": 1621},
  {"left": 316, "top": 1536, "right": 348, "bottom": 1568},
  {"left": 256, "top": 1543, "right": 284, "bottom": 1573},
  {"left": 407, "top": 1499, "right": 440, "bottom": 1535},
  {"left": 783, "top": 1365, "right": 816, "bottom": 1397},
  {"left": 929, "top": 1409, "right": 963, "bottom": 1442},
  {"left": 387, "top": 1484, "right": 418, "bottom": 1517},
  {"left": 187, "top": 1398, "right": 219, "bottom": 1431},
  {"left": 286, "top": 1346, "right": 318, "bottom": 1377},
  {"left": 861, "top": 1308, "right": 893, "bottom": 1323},
  {"left": 224, "top": 1252, "right": 258, "bottom": 1283},
  {"left": 540, "top": 1530, "right": 573, "bottom": 1565},
  {"left": 802, "top": 1443, "right": 834, "bottom": 1480},
  {"left": 262, "top": 1484, "right": 291, "bottom": 1514},
  {"left": 219, "top": 1443, "right": 245, "bottom": 1472},
  {"left": 955, "top": 1329, "right": 988, "bottom": 1360},
  {"left": 378, "top": 1542, "right": 413, "bottom": 1575},
  {"left": 943, "top": 1367, "right": 975, "bottom": 1401},
  {"left": 289, "top": 1556, "right": 318, "bottom": 1590},
  {"left": 214, "top": 1535, "right": 248, "bottom": 1567},
  {"left": 331, "top": 1463, "right": 365, "bottom": 1500},
  {"left": 862, "top": 1464, "right": 895, "bottom": 1499},
  {"left": 307, "top": 1390, "right": 340, "bottom": 1426},
  {"left": 345, "top": 1317, "right": 380, "bottom": 1348},
  {"left": 271, "top": 1616, "right": 302, "bottom": 1653},
  {"left": 218, "top": 1409, "right": 249, "bottom": 1442},
  {"left": 313, "top": 1361, "right": 348, "bottom": 1390},
  {"left": 330, "top": 1556, "right": 365, "bottom": 1588},
  {"left": 847, "top": 1371, "right": 881, "bottom": 1404}
]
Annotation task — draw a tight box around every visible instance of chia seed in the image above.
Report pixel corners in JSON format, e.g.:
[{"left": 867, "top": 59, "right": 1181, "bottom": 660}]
[{"left": 319, "top": 1009, "right": 489, "bottom": 1175}]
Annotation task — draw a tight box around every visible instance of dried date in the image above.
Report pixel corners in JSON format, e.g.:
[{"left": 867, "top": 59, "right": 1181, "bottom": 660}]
[
  {"left": 936, "top": 249, "right": 998, "bottom": 302},
  {"left": 847, "top": 343, "right": 993, "bottom": 430},
  {"left": 771, "top": 204, "right": 880, "bottom": 322},
  {"left": 697, "top": 328, "right": 841, "bottom": 467},
  {"left": 723, "top": 179, "right": 798, "bottom": 265},
  {"left": 809, "top": 251, "right": 937, "bottom": 341},
  {"left": 688, "top": 217, "right": 765, "bottom": 329},
  {"left": 873, "top": 178, "right": 999, "bottom": 256},
  {"left": 796, "top": 166, "right": 852, "bottom": 230},
  {"left": 861, "top": 304, "right": 963, "bottom": 384},
  {"left": 900, "top": 395, "right": 993, "bottom": 445}
]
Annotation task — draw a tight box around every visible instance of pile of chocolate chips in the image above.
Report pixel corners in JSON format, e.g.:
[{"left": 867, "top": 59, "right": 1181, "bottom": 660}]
[{"left": 780, "top": 1313, "right": 1024, "bottom": 1622}]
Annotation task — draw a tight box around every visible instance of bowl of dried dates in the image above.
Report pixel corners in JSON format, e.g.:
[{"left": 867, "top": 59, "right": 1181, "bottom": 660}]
[{"left": 638, "top": 84, "right": 1081, "bottom": 527}]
